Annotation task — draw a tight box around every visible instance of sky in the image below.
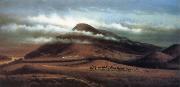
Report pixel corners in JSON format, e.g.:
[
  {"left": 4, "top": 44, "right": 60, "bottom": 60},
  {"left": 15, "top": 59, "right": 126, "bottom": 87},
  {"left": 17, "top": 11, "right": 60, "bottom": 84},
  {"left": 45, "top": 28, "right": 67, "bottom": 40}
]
[{"left": 0, "top": 0, "right": 179, "bottom": 46}]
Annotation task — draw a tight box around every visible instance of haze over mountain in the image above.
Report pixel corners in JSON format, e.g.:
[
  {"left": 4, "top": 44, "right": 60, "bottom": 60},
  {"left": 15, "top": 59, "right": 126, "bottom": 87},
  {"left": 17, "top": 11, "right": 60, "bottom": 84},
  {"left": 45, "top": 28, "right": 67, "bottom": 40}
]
[
  {"left": 0, "top": 0, "right": 179, "bottom": 46},
  {"left": 24, "top": 23, "right": 160, "bottom": 59}
]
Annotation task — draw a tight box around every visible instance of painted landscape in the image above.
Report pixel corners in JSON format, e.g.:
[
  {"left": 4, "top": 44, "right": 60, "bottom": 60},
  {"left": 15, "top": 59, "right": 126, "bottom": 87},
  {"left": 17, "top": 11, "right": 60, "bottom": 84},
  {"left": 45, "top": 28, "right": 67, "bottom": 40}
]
[{"left": 0, "top": 0, "right": 179, "bottom": 87}]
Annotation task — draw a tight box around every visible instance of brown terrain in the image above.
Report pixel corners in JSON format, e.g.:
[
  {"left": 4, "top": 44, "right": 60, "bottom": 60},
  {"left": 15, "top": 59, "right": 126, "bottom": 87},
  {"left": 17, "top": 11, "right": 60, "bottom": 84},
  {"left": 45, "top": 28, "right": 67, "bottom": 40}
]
[
  {"left": 0, "top": 55, "right": 11, "bottom": 65},
  {"left": 127, "top": 52, "right": 173, "bottom": 68},
  {"left": 162, "top": 44, "right": 180, "bottom": 57},
  {"left": 0, "top": 23, "right": 179, "bottom": 87}
]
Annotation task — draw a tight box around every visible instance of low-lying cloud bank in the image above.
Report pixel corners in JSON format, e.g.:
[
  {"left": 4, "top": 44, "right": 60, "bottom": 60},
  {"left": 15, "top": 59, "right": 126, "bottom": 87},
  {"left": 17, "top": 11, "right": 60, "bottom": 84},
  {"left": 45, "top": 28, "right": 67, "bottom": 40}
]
[{"left": 0, "top": 7, "right": 179, "bottom": 46}]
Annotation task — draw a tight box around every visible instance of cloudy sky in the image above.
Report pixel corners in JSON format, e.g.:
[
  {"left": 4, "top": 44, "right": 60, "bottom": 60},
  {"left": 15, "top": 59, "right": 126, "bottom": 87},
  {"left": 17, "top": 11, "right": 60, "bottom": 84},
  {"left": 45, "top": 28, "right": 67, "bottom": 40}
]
[{"left": 0, "top": 0, "right": 179, "bottom": 46}]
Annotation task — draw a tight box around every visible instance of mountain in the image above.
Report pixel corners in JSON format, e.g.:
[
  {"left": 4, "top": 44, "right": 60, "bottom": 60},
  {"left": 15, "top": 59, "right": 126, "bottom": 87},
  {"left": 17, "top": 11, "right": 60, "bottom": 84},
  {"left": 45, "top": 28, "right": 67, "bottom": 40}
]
[
  {"left": 24, "top": 23, "right": 160, "bottom": 59},
  {"left": 73, "top": 23, "right": 102, "bottom": 35},
  {"left": 0, "top": 23, "right": 179, "bottom": 87},
  {"left": 129, "top": 51, "right": 173, "bottom": 68},
  {"left": 162, "top": 44, "right": 180, "bottom": 57},
  {"left": 165, "top": 55, "right": 180, "bottom": 69},
  {"left": 72, "top": 23, "right": 121, "bottom": 38},
  {"left": 169, "top": 55, "right": 180, "bottom": 64}
]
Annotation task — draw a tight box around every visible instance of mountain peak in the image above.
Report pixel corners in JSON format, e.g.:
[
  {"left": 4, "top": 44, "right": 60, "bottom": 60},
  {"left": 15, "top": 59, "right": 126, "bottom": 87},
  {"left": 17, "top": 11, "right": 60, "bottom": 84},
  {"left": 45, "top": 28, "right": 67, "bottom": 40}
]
[{"left": 73, "top": 23, "right": 102, "bottom": 34}]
